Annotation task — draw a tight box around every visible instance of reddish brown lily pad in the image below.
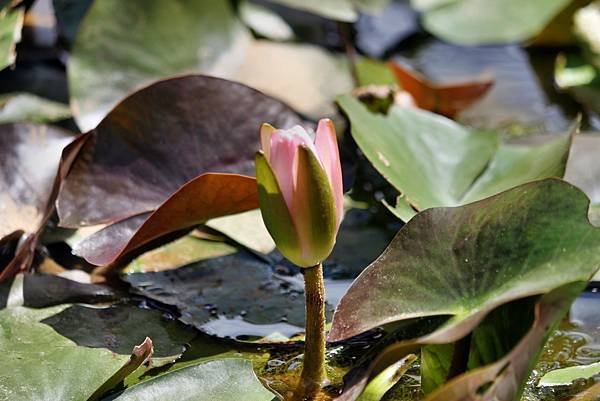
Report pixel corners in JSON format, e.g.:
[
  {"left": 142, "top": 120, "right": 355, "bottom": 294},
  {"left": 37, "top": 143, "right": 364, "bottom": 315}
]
[
  {"left": 388, "top": 60, "right": 494, "bottom": 118},
  {"left": 74, "top": 173, "right": 259, "bottom": 266},
  {"left": 57, "top": 75, "right": 302, "bottom": 267}
]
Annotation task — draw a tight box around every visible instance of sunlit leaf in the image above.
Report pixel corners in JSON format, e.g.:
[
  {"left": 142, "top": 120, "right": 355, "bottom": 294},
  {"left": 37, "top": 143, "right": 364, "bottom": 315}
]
[
  {"left": 538, "top": 361, "right": 600, "bottom": 387},
  {"left": 555, "top": 53, "right": 600, "bottom": 115},
  {"left": 108, "top": 359, "right": 274, "bottom": 401},
  {"left": 239, "top": 1, "right": 294, "bottom": 41},
  {"left": 265, "top": 0, "right": 390, "bottom": 22},
  {"left": 330, "top": 179, "right": 600, "bottom": 342},
  {"left": 413, "top": 0, "right": 572, "bottom": 45},
  {"left": 338, "top": 95, "right": 573, "bottom": 220},
  {"left": 0, "top": 93, "right": 71, "bottom": 124}
]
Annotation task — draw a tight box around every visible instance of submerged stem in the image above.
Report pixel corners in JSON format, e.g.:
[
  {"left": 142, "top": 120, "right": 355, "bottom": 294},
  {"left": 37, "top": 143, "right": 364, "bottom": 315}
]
[{"left": 294, "top": 263, "right": 327, "bottom": 400}]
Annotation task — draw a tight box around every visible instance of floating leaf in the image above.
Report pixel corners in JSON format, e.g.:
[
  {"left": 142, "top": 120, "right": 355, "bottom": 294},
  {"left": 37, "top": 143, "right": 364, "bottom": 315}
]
[
  {"left": 206, "top": 210, "right": 275, "bottom": 255},
  {"left": 0, "top": 7, "right": 23, "bottom": 70},
  {"left": 0, "top": 93, "right": 71, "bottom": 124},
  {"left": 73, "top": 173, "right": 259, "bottom": 266},
  {"left": 329, "top": 179, "right": 600, "bottom": 342},
  {"left": 413, "top": 0, "right": 572, "bottom": 45},
  {"left": 41, "top": 304, "right": 196, "bottom": 362},
  {"left": 68, "top": 0, "right": 350, "bottom": 130},
  {"left": 338, "top": 95, "right": 573, "bottom": 220},
  {"left": 538, "top": 361, "right": 600, "bottom": 387},
  {"left": 393, "top": 40, "right": 571, "bottom": 134},
  {"left": 389, "top": 61, "right": 494, "bottom": 118},
  {"left": 0, "top": 305, "right": 129, "bottom": 400},
  {"left": 58, "top": 75, "right": 300, "bottom": 228},
  {"left": 123, "top": 234, "right": 237, "bottom": 274},
  {"left": 124, "top": 252, "right": 317, "bottom": 338},
  {"left": 108, "top": 359, "right": 274, "bottom": 401},
  {"left": 421, "top": 284, "right": 584, "bottom": 401},
  {"left": 239, "top": 1, "right": 295, "bottom": 41}
]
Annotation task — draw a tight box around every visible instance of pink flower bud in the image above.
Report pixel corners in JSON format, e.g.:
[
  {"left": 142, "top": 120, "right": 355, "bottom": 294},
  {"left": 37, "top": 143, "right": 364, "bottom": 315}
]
[{"left": 256, "top": 119, "right": 344, "bottom": 267}]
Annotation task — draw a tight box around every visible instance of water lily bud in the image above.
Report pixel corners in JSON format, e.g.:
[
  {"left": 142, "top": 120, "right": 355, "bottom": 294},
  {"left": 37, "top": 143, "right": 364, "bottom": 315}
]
[{"left": 255, "top": 119, "right": 344, "bottom": 267}]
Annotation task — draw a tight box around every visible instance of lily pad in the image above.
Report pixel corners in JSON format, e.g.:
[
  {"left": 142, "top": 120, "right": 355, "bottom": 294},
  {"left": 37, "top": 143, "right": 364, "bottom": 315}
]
[
  {"left": 58, "top": 75, "right": 300, "bottom": 228},
  {"left": 41, "top": 303, "right": 196, "bottom": 361},
  {"left": 538, "top": 361, "right": 600, "bottom": 387},
  {"left": 123, "top": 234, "right": 237, "bottom": 274},
  {"left": 107, "top": 359, "right": 274, "bottom": 401},
  {"left": 413, "top": 0, "right": 572, "bottom": 45},
  {"left": 0, "top": 7, "right": 23, "bottom": 71},
  {"left": 421, "top": 284, "right": 584, "bottom": 401},
  {"left": 329, "top": 179, "right": 600, "bottom": 343},
  {"left": 0, "top": 305, "right": 130, "bottom": 401},
  {"left": 393, "top": 40, "right": 570, "bottom": 134},
  {"left": 68, "top": 0, "right": 350, "bottom": 130},
  {"left": 206, "top": 210, "right": 276, "bottom": 255},
  {"left": 239, "top": 1, "right": 295, "bottom": 41},
  {"left": 338, "top": 95, "right": 573, "bottom": 220},
  {"left": 124, "top": 252, "right": 318, "bottom": 338},
  {"left": 68, "top": 0, "right": 250, "bottom": 131},
  {"left": 0, "top": 93, "right": 71, "bottom": 124}
]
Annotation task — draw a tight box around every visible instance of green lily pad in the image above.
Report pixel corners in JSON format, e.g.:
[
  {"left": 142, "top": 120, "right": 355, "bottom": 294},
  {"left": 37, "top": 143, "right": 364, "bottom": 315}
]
[
  {"left": 123, "top": 234, "right": 237, "bottom": 273},
  {"left": 239, "top": 1, "right": 294, "bottom": 41},
  {"left": 0, "top": 93, "right": 71, "bottom": 124},
  {"left": 206, "top": 210, "right": 275, "bottom": 255},
  {"left": 0, "top": 7, "right": 23, "bottom": 71},
  {"left": 538, "top": 361, "right": 600, "bottom": 387},
  {"left": 69, "top": 0, "right": 352, "bottom": 130},
  {"left": 413, "top": 0, "right": 571, "bottom": 45},
  {"left": 329, "top": 179, "right": 600, "bottom": 343},
  {"left": 40, "top": 304, "right": 196, "bottom": 362},
  {"left": 108, "top": 359, "right": 274, "bottom": 401},
  {"left": 0, "top": 305, "right": 130, "bottom": 401},
  {"left": 69, "top": 0, "right": 250, "bottom": 130},
  {"left": 338, "top": 95, "right": 573, "bottom": 220}
]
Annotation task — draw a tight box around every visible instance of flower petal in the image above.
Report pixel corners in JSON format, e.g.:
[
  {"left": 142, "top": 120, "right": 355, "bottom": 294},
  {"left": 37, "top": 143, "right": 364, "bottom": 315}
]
[
  {"left": 314, "top": 119, "right": 344, "bottom": 227},
  {"left": 268, "top": 126, "right": 318, "bottom": 213},
  {"left": 260, "top": 123, "right": 276, "bottom": 160}
]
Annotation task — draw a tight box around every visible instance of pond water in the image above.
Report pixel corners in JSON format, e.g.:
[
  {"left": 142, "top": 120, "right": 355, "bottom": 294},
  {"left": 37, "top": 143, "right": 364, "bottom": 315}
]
[{"left": 257, "top": 289, "right": 600, "bottom": 401}]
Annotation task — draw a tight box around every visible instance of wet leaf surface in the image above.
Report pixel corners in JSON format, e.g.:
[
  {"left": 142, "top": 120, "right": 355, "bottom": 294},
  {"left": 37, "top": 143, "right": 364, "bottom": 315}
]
[
  {"left": 414, "top": 0, "right": 571, "bottom": 45},
  {"left": 329, "top": 179, "right": 600, "bottom": 342},
  {"left": 124, "top": 252, "right": 317, "bottom": 339},
  {"left": 338, "top": 95, "right": 573, "bottom": 220},
  {"left": 22, "top": 273, "right": 119, "bottom": 307},
  {"left": 106, "top": 359, "right": 274, "bottom": 401},
  {"left": 41, "top": 303, "right": 196, "bottom": 360},
  {"left": 538, "top": 361, "right": 600, "bottom": 387}
]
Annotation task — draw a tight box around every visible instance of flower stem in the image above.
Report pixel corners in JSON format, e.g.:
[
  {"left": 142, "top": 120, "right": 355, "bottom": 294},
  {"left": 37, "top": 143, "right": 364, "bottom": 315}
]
[{"left": 295, "top": 263, "right": 326, "bottom": 400}]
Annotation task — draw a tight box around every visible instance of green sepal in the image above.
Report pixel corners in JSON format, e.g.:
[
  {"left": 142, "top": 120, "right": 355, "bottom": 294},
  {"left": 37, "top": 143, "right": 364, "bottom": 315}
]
[
  {"left": 293, "top": 145, "right": 337, "bottom": 267},
  {"left": 255, "top": 151, "right": 302, "bottom": 264}
]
